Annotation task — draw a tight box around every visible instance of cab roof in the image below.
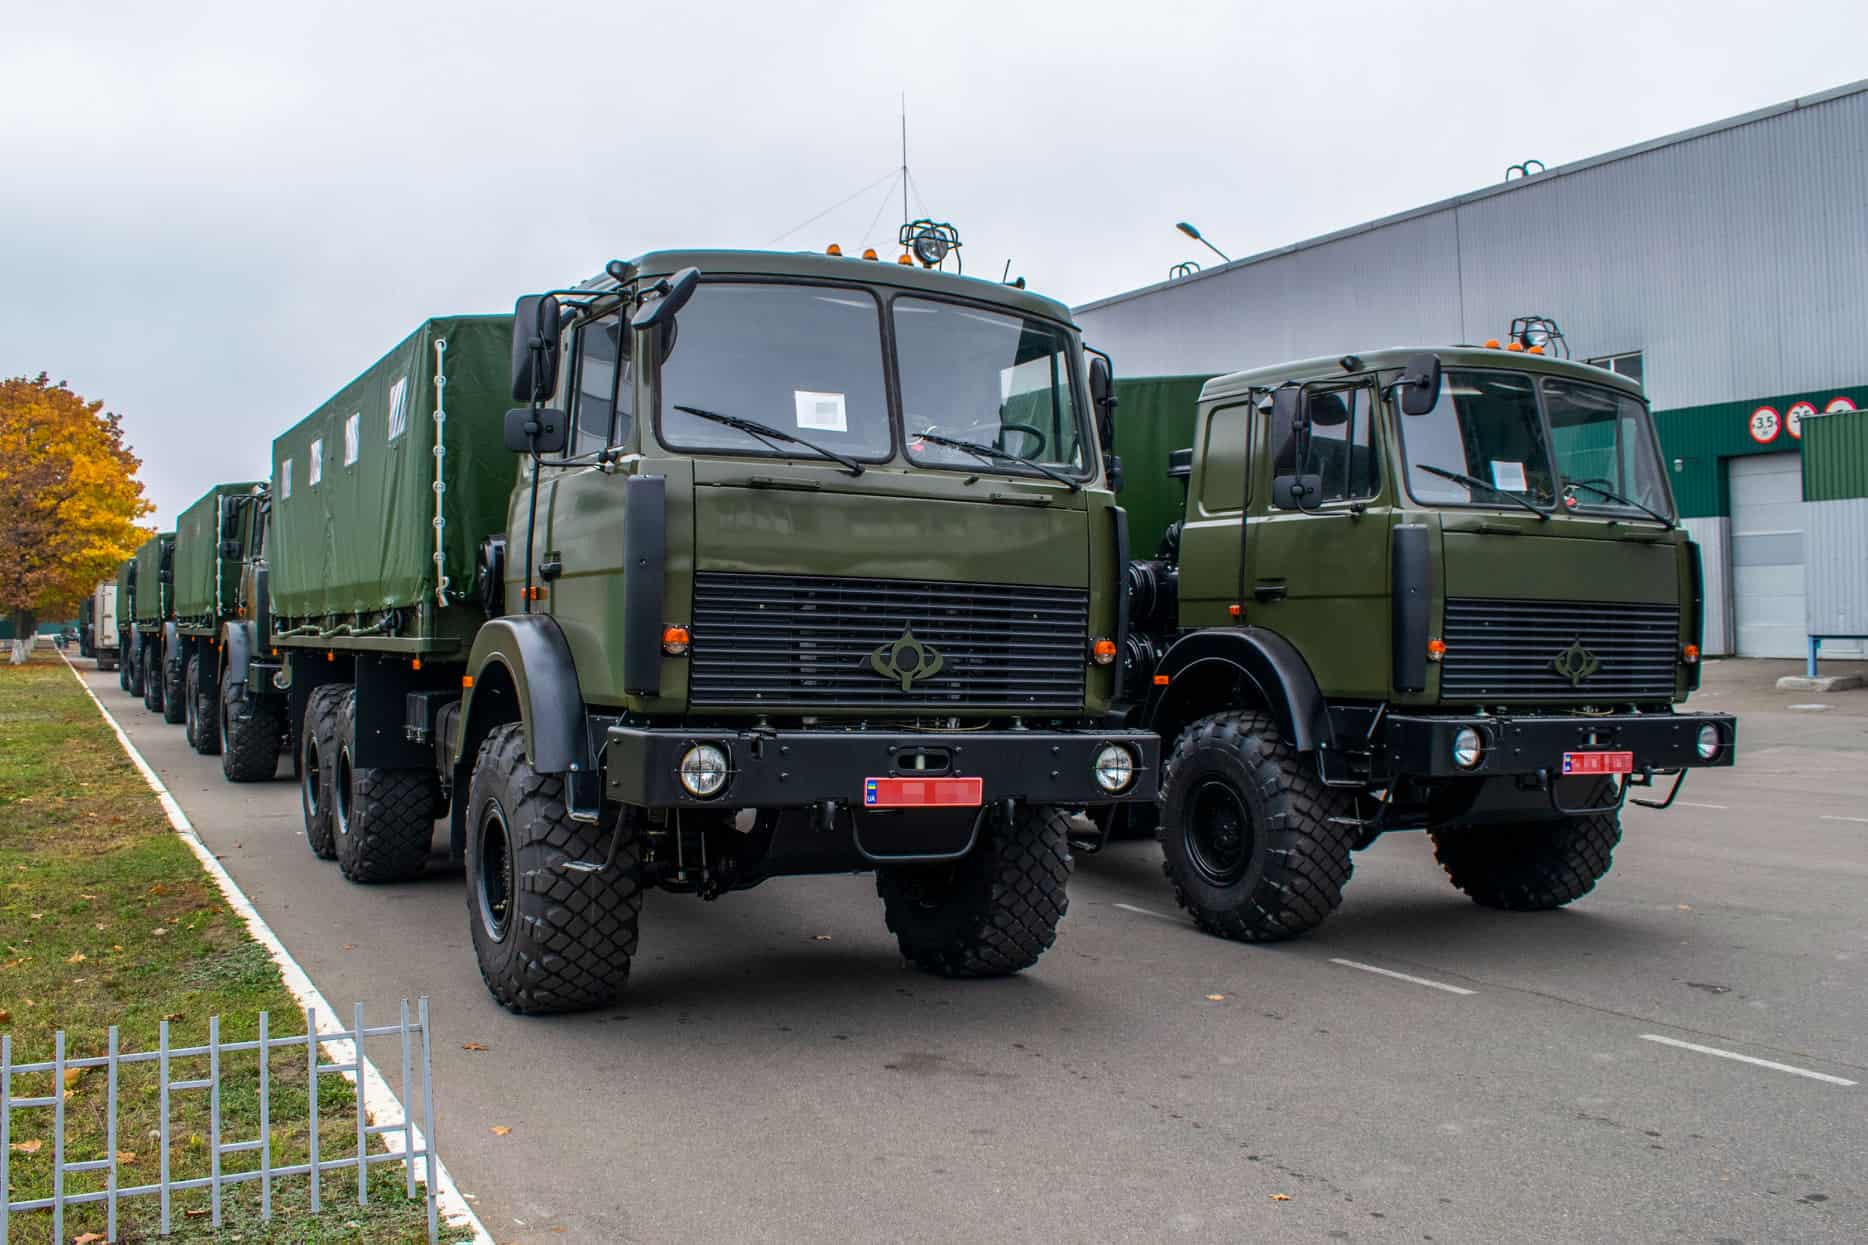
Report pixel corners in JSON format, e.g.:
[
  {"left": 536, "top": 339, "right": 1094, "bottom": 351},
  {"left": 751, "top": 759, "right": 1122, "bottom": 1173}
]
[
  {"left": 1200, "top": 346, "right": 1648, "bottom": 405},
  {"left": 585, "top": 248, "right": 1076, "bottom": 326}
]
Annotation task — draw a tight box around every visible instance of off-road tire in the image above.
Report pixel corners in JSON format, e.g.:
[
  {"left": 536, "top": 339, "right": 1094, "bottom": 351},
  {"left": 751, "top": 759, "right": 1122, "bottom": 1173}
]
[
  {"left": 161, "top": 644, "right": 186, "bottom": 725},
  {"left": 118, "top": 647, "right": 132, "bottom": 691},
  {"left": 1158, "top": 710, "right": 1356, "bottom": 942},
  {"left": 140, "top": 638, "right": 163, "bottom": 713},
  {"left": 465, "top": 724, "right": 642, "bottom": 1013},
  {"left": 185, "top": 656, "right": 221, "bottom": 754},
  {"left": 875, "top": 803, "right": 1072, "bottom": 978},
  {"left": 1430, "top": 782, "right": 1622, "bottom": 911},
  {"left": 299, "top": 684, "right": 347, "bottom": 860},
  {"left": 330, "top": 688, "right": 437, "bottom": 884},
  {"left": 220, "top": 677, "right": 284, "bottom": 782}
]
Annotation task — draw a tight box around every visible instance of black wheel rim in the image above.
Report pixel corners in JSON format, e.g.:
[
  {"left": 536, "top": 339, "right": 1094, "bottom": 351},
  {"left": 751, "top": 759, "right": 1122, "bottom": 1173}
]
[
  {"left": 334, "top": 746, "right": 353, "bottom": 836},
  {"left": 477, "top": 803, "right": 515, "bottom": 942},
  {"left": 303, "top": 734, "right": 322, "bottom": 816},
  {"left": 1185, "top": 778, "right": 1254, "bottom": 887}
]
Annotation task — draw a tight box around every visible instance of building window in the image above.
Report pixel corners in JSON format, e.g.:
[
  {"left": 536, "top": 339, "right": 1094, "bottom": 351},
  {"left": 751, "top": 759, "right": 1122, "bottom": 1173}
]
[
  {"left": 344, "top": 412, "right": 361, "bottom": 466},
  {"left": 309, "top": 438, "right": 323, "bottom": 486},
  {"left": 1587, "top": 350, "right": 1644, "bottom": 388},
  {"left": 280, "top": 458, "right": 293, "bottom": 499}
]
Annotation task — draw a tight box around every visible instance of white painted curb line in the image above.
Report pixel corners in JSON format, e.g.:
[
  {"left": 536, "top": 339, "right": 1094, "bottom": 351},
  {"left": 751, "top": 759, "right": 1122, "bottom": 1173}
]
[{"left": 62, "top": 657, "right": 494, "bottom": 1244}]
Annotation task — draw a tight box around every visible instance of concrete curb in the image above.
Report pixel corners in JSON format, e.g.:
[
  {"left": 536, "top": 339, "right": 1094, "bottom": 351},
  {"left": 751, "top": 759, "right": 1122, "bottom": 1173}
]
[
  {"left": 61, "top": 655, "right": 495, "bottom": 1245},
  {"left": 1774, "top": 673, "right": 1865, "bottom": 692}
]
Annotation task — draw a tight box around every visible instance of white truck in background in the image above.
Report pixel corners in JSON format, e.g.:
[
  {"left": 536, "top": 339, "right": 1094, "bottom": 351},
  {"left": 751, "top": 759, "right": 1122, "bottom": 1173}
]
[{"left": 87, "top": 580, "right": 121, "bottom": 671}]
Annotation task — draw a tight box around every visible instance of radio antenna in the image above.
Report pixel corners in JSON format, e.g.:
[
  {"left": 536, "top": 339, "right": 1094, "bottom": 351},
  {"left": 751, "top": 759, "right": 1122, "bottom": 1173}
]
[{"left": 900, "top": 95, "right": 909, "bottom": 229}]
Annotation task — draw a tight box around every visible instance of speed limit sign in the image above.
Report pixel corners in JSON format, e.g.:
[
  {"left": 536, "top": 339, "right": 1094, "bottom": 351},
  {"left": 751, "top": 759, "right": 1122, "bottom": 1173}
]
[{"left": 1748, "top": 406, "right": 1781, "bottom": 444}]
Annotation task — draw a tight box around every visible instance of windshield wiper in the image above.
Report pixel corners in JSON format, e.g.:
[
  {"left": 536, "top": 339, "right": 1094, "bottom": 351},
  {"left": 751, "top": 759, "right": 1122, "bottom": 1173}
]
[
  {"left": 673, "top": 405, "right": 864, "bottom": 476},
  {"left": 911, "top": 431, "right": 1081, "bottom": 492},
  {"left": 1564, "top": 479, "right": 1675, "bottom": 529},
  {"left": 1419, "top": 464, "right": 1551, "bottom": 520}
]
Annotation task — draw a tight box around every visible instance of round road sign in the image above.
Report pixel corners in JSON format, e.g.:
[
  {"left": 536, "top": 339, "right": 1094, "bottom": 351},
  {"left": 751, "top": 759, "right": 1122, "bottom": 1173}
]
[
  {"left": 1748, "top": 406, "right": 1781, "bottom": 444},
  {"left": 1787, "top": 401, "right": 1816, "bottom": 439},
  {"left": 1825, "top": 396, "right": 1857, "bottom": 415}
]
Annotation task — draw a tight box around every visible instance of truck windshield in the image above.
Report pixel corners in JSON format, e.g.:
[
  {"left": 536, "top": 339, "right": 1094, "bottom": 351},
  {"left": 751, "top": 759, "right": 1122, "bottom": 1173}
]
[
  {"left": 1541, "top": 377, "right": 1674, "bottom": 521},
  {"left": 1402, "top": 370, "right": 1557, "bottom": 508},
  {"left": 658, "top": 283, "right": 894, "bottom": 461},
  {"left": 894, "top": 297, "right": 1087, "bottom": 475}
]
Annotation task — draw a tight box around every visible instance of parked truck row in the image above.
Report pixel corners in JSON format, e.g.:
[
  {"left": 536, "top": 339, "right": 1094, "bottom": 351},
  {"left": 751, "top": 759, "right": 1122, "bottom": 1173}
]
[{"left": 100, "top": 246, "right": 1736, "bottom": 1012}]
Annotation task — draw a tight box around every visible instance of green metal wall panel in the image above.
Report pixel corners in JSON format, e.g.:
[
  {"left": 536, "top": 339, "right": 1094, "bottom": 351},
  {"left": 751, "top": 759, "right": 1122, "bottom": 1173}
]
[
  {"left": 1801, "top": 407, "right": 1868, "bottom": 501},
  {"left": 1113, "top": 375, "right": 1214, "bottom": 558},
  {"left": 1651, "top": 382, "right": 1868, "bottom": 517}
]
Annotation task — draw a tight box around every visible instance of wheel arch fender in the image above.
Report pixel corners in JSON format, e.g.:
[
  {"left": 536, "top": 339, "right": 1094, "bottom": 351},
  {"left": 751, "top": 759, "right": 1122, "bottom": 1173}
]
[
  {"left": 161, "top": 620, "right": 181, "bottom": 668},
  {"left": 220, "top": 620, "right": 257, "bottom": 690},
  {"left": 1143, "top": 627, "right": 1330, "bottom": 754},
  {"left": 454, "top": 615, "right": 589, "bottom": 777}
]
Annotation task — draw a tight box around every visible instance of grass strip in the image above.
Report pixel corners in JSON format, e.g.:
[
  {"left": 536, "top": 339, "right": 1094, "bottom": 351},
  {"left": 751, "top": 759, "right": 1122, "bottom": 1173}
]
[{"left": 2, "top": 653, "right": 461, "bottom": 1243}]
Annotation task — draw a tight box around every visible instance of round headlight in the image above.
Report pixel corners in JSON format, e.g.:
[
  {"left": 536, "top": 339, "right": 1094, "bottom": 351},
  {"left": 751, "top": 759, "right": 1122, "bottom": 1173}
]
[
  {"left": 1093, "top": 743, "right": 1137, "bottom": 793},
  {"left": 1452, "top": 726, "right": 1484, "bottom": 770},
  {"left": 1696, "top": 723, "right": 1721, "bottom": 761},
  {"left": 678, "top": 743, "right": 729, "bottom": 798}
]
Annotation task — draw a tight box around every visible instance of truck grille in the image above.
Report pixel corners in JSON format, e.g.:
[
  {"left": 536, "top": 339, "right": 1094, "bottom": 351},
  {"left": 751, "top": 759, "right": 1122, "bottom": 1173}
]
[
  {"left": 690, "top": 572, "right": 1088, "bottom": 709},
  {"left": 1440, "top": 598, "right": 1679, "bottom": 702}
]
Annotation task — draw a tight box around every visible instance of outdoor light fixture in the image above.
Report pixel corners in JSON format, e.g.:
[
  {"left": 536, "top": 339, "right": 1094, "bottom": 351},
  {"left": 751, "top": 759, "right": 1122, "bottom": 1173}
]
[
  {"left": 1175, "top": 221, "right": 1231, "bottom": 263},
  {"left": 678, "top": 743, "right": 729, "bottom": 798},
  {"left": 1092, "top": 743, "right": 1138, "bottom": 793}
]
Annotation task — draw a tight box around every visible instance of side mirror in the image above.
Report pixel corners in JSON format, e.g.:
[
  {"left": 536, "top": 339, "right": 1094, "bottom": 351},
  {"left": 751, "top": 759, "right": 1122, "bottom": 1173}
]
[
  {"left": 1103, "top": 453, "right": 1125, "bottom": 493},
  {"left": 1272, "top": 473, "right": 1324, "bottom": 511},
  {"left": 218, "top": 539, "right": 242, "bottom": 561},
  {"left": 1088, "top": 353, "right": 1116, "bottom": 410},
  {"left": 631, "top": 267, "right": 701, "bottom": 332},
  {"left": 504, "top": 407, "right": 568, "bottom": 455},
  {"left": 1397, "top": 352, "right": 1443, "bottom": 416},
  {"left": 510, "top": 294, "right": 564, "bottom": 403}
]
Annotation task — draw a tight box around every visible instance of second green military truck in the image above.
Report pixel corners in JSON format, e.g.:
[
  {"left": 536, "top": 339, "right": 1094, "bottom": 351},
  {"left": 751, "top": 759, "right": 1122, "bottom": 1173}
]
[
  {"left": 168, "top": 481, "right": 267, "bottom": 756},
  {"left": 269, "top": 251, "right": 1157, "bottom": 1012},
  {"left": 130, "top": 533, "right": 176, "bottom": 719},
  {"left": 1114, "top": 346, "right": 1736, "bottom": 940}
]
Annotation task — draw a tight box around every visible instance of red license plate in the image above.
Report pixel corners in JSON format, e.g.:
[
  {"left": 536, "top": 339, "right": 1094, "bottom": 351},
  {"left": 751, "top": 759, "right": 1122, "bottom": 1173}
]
[
  {"left": 1562, "top": 751, "right": 1634, "bottom": 775},
  {"left": 862, "top": 777, "right": 984, "bottom": 808}
]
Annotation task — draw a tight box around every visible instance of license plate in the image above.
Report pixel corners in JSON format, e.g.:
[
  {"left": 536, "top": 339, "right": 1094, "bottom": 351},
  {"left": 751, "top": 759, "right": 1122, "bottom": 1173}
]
[
  {"left": 862, "top": 777, "right": 984, "bottom": 808},
  {"left": 1562, "top": 751, "right": 1634, "bottom": 775}
]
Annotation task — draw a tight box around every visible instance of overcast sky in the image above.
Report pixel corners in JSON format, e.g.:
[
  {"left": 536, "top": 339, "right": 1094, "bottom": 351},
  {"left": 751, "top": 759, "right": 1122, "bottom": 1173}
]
[{"left": 4, "top": 0, "right": 1864, "bottom": 524}]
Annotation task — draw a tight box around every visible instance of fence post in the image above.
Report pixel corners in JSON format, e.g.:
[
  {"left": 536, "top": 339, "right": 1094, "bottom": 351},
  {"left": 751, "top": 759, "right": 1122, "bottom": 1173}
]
[
  {"left": 209, "top": 1013, "right": 223, "bottom": 1227},
  {"left": 107, "top": 1024, "right": 120, "bottom": 1242},
  {"left": 306, "top": 1007, "right": 320, "bottom": 1214},
  {"left": 400, "top": 998, "right": 416, "bottom": 1201},
  {"left": 52, "top": 1030, "right": 64, "bottom": 1243},
  {"left": 420, "top": 996, "right": 438, "bottom": 1245},
  {"left": 354, "top": 1002, "right": 368, "bottom": 1207},
  {"left": 2, "top": 1031, "right": 12, "bottom": 1245},
  {"left": 158, "top": 1019, "right": 171, "bottom": 1234},
  {"left": 259, "top": 1010, "right": 272, "bottom": 1222}
]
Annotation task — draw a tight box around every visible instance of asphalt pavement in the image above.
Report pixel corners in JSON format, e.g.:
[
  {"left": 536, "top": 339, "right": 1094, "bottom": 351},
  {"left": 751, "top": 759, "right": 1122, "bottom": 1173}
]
[{"left": 78, "top": 659, "right": 1867, "bottom": 1244}]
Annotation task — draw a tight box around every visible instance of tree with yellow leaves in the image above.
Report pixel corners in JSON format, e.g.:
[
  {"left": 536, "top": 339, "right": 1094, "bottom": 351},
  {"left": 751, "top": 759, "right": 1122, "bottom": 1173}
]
[{"left": 0, "top": 374, "right": 152, "bottom": 663}]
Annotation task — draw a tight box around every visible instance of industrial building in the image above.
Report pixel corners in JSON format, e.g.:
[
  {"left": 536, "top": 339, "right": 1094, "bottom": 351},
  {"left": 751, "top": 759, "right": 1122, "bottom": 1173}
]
[{"left": 1077, "top": 80, "right": 1868, "bottom": 660}]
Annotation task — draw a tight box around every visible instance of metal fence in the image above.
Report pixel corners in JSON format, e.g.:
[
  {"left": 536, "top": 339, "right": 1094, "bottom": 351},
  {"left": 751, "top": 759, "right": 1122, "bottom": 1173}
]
[{"left": 2, "top": 999, "right": 439, "bottom": 1243}]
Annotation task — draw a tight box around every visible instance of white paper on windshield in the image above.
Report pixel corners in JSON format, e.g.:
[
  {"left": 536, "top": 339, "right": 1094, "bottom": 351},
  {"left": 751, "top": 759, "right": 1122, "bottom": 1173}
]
[
  {"left": 794, "top": 390, "right": 848, "bottom": 433},
  {"left": 1490, "top": 460, "right": 1528, "bottom": 492}
]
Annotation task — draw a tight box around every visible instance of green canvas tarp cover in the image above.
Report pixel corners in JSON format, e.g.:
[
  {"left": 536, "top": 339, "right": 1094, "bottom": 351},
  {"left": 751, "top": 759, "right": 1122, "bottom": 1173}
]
[
  {"left": 174, "top": 482, "right": 261, "bottom": 621},
  {"left": 1113, "top": 375, "right": 1215, "bottom": 559},
  {"left": 115, "top": 559, "right": 135, "bottom": 623},
  {"left": 269, "top": 316, "right": 515, "bottom": 624},
  {"left": 132, "top": 534, "right": 172, "bottom": 623}
]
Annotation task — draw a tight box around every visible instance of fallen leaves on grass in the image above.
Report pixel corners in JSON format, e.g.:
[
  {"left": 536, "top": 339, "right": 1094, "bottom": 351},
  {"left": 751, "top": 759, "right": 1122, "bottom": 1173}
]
[
  {"left": 161, "top": 1012, "right": 185, "bottom": 1023},
  {"left": 489, "top": 1126, "right": 512, "bottom": 1137},
  {"left": 461, "top": 1042, "right": 489, "bottom": 1052},
  {"left": 74, "top": 1233, "right": 109, "bottom": 1244},
  {"left": 63, "top": 1067, "right": 84, "bottom": 1089},
  {"left": 9, "top": 1139, "right": 42, "bottom": 1154},
  {"left": 1270, "top": 1193, "right": 1291, "bottom": 1202},
  {"left": 115, "top": 1150, "right": 137, "bottom": 1164},
  {"left": 0, "top": 1010, "right": 9, "bottom": 1023},
  {"left": 66, "top": 951, "right": 87, "bottom": 964}
]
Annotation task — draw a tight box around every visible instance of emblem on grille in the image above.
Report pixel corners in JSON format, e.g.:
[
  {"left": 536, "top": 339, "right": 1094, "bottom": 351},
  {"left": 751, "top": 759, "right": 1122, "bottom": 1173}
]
[
  {"left": 869, "top": 627, "right": 944, "bottom": 691},
  {"left": 1550, "top": 639, "right": 1601, "bottom": 687}
]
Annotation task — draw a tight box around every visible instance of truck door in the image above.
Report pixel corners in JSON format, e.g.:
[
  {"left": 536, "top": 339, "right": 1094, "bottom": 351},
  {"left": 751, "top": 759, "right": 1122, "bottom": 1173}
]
[
  {"left": 1176, "top": 399, "right": 1256, "bottom": 627},
  {"left": 1247, "top": 379, "right": 1391, "bottom": 698}
]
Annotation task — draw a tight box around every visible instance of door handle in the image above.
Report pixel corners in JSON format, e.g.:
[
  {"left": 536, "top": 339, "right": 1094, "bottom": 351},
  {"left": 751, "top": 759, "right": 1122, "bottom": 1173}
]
[{"left": 1253, "top": 579, "right": 1287, "bottom": 602}]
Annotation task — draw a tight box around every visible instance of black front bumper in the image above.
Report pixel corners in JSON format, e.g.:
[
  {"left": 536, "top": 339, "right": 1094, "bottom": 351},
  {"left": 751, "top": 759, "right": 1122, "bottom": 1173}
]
[
  {"left": 1378, "top": 710, "right": 1737, "bottom": 781},
  {"left": 603, "top": 725, "right": 1159, "bottom": 809}
]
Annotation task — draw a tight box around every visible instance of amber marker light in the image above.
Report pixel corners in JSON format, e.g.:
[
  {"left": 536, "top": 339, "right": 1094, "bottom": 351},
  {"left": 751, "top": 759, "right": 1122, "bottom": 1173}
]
[
  {"left": 1153, "top": 674, "right": 1171, "bottom": 686},
  {"left": 662, "top": 625, "right": 692, "bottom": 656},
  {"left": 1527, "top": 345, "right": 1545, "bottom": 355},
  {"left": 1484, "top": 338, "right": 1501, "bottom": 349},
  {"left": 862, "top": 248, "right": 879, "bottom": 260},
  {"left": 826, "top": 243, "right": 843, "bottom": 255},
  {"left": 1228, "top": 604, "right": 1243, "bottom": 618},
  {"left": 1426, "top": 639, "right": 1447, "bottom": 661},
  {"left": 412, "top": 657, "right": 423, "bottom": 670},
  {"left": 461, "top": 675, "right": 474, "bottom": 689},
  {"left": 1682, "top": 643, "right": 1700, "bottom": 664},
  {"left": 1090, "top": 638, "right": 1118, "bottom": 665},
  {"left": 1506, "top": 341, "right": 1524, "bottom": 352},
  {"left": 897, "top": 253, "right": 914, "bottom": 265}
]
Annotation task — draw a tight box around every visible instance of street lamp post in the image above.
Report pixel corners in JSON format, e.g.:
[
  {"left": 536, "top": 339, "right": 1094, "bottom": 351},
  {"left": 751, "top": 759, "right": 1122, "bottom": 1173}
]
[{"left": 1175, "top": 221, "right": 1231, "bottom": 263}]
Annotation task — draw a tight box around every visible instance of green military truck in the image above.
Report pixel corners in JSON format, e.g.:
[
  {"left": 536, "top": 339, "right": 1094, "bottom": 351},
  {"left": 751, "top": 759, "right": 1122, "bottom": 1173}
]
[
  {"left": 212, "top": 483, "right": 294, "bottom": 781},
  {"left": 130, "top": 533, "right": 177, "bottom": 719},
  {"left": 114, "top": 560, "right": 139, "bottom": 693},
  {"left": 269, "top": 250, "right": 1158, "bottom": 1013},
  {"left": 1113, "top": 346, "right": 1736, "bottom": 940},
  {"left": 169, "top": 481, "right": 266, "bottom": 754}
]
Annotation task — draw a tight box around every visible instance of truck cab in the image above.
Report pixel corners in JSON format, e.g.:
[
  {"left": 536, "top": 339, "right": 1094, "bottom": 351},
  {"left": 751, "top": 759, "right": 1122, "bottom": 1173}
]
[{"left": 1123, "top": 346, "right": 1735, "bottom": 940}]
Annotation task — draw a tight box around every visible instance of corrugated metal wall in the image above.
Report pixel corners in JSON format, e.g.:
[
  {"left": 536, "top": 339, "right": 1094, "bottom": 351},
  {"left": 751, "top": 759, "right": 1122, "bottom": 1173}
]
[
  {"left": 1802, "top": 407, "right": 1868, "bottom": 501},
  {"left": 1078, "top": 82, "right": 1868, "bottom": 415},
  {"left": 1681, "top": 517, "right": 1735, "bottom": 656},
  {"left": 1804, "top": 500, "right": 1868, "bottom": 641}
]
